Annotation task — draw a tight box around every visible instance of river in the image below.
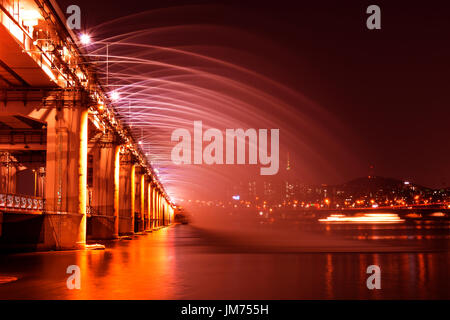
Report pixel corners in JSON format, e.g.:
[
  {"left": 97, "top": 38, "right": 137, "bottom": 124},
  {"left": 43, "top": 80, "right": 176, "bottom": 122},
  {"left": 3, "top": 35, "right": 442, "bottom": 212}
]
[{"left": 0, "top": 217, "right": 448, "bottom": 299}]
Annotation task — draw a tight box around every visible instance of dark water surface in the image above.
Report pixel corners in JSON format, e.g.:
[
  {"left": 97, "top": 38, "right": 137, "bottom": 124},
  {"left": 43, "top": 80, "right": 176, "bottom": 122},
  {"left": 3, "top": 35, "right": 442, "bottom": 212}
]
[{"left": 0, "top": 223, "right": 449, "bottom": 299}]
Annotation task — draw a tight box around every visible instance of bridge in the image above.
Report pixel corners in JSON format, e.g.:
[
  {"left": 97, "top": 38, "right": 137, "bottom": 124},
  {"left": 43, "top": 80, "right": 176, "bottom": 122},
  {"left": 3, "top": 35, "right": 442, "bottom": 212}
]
[{"left": 0, "top": 0, "right": 174, "bottom": 250}]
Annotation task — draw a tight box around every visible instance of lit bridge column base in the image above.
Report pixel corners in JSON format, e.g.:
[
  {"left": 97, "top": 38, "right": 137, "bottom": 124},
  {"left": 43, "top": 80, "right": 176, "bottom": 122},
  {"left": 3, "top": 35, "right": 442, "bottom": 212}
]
[{"left": 43, "top": 98, "right": 88, "bottom": 250}]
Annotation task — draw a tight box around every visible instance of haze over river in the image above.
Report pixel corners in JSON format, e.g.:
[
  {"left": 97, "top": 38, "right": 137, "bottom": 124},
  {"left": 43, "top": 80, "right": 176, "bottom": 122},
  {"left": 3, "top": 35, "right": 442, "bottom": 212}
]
[{"left": 0, "top": 214, "right": 448, "bottom": 299}]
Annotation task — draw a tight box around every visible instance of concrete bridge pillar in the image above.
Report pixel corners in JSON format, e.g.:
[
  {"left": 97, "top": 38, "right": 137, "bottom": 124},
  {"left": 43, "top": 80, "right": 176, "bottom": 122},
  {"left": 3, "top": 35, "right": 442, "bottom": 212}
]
[
  {"left": 133, "top": 167, "right": 144, "bottom": 232},
  {"left": 158, "top": 191, "right": 162, "bottom": 227},
  {"left": 43, "top": 105, "right": 88, "bottom": 250},
  {"left": 161, "top": 193, "right": 165, "bottom": 226},
  {"left": 153, "top": 185, "right": 158, "bottom": 228},
  {"left": 119, "top": 155, "right": 135, "bottom": 235},
  {"left": 169, "top": 206, "right": 174, "bottom": 224},
  {"left": 165, "top": 202, "right": 170, "bottom": 225},
  {"left": 90, "top": 141, "right": 120, "bottom": 239},
  {"left": 154, "top": 190, "right": 159, "bottom": 228},
  {"left": 163, "top": 196, "right": 167, "bottom": 226},
  {"left": 145, "top": 178, "right": 152, "bottom": 231},
  {"left": 161, "top": 197, "right": 165, "bottom": 226},
  {"left": 150, "top": 183, "right": 156, "bottom": 230},
  {"left": 163, "top": 200, "right": 168, "bottom": 226},
  {"left": 139, "top": 173, "right": 147, "bottom": 232}
]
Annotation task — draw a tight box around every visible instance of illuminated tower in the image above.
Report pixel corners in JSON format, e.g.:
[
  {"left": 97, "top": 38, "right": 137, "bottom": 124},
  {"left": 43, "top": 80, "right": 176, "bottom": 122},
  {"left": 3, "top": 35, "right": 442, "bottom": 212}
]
[
  {"left": 369, "top": 164, "right": 375, "bottom": 179},
  {"left": 286, "top": 152, "right": 291, "bottom": 171}
]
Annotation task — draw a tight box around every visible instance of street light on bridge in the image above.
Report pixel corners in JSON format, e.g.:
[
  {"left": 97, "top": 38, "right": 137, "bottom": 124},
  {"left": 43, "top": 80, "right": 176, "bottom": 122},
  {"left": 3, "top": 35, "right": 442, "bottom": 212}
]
[
  {"left": 110, "top": 91, "right": 120, "bottom": 101},
  {"left": 77, "top": 33, "right": 113, "bottom": 88},
  {"left": 80, "top": 33, "right": 92, "bottom": 45},
  {"left": 77, "top": 33, "right": 169, "bottom": 205}
]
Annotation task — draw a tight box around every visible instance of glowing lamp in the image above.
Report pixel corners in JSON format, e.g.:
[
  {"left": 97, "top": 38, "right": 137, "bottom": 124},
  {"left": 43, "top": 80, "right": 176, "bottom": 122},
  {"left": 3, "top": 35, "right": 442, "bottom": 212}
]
[
  {"left": 110, "top": 91, "right": 120, "bottom": 101},
  {"left": 21, "top": 10, "right": 41, "bottom": 27},
  {"left": 80, "top": 33, "right": 91, "bottom": 45}
]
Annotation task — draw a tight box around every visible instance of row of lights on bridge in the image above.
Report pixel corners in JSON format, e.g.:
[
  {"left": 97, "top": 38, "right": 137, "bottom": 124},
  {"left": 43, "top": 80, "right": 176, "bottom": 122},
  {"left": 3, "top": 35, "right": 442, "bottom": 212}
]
[{"left": 79, "top": 33, "right": 173, "bottom": 207}]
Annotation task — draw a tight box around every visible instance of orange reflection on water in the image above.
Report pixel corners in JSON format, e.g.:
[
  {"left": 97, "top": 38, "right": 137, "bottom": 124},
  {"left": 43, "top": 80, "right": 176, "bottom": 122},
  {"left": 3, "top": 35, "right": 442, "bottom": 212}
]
[
  {"left": 68, "top": 229, "right": 176, "bottom": 299},
  {"left": 0, "top": 225, "right": 448, "bottom": 299},
  {"left": 325, "top": 254, "right": 333, "bottom": 299}
]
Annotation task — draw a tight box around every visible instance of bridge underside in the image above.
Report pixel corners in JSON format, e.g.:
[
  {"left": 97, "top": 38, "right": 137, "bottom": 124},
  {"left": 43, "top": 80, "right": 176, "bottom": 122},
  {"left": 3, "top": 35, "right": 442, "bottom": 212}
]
[
  {"left": 0, "top": 99, "right": 172, "bottom": 251},
  {"left": 0, "top": 3, "right": 173, "bottom": 251}
]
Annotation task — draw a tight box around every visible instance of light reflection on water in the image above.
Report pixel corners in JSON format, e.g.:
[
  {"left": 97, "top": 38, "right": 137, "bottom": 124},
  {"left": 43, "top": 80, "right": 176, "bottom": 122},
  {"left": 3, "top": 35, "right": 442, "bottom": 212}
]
[{"left": 0, "top": 224, "right": 448, "bottom": 299}]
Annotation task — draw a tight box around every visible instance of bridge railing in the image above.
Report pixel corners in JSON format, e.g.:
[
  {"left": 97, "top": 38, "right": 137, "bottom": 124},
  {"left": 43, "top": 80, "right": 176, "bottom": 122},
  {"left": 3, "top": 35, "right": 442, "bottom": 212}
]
[{"left": 0, "top": 193, "right": 44, "bottom": 214}]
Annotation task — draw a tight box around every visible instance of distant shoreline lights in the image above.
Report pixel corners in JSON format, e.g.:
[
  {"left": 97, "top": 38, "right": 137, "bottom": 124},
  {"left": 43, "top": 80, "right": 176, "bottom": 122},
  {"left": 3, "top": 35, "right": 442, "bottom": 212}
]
[{"left": 319, "top": 213, "right": 405, "bottom": 224}]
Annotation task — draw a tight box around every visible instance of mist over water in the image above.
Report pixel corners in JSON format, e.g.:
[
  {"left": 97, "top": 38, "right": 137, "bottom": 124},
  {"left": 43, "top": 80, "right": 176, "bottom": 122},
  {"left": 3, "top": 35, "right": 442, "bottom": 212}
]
[
  {"left": 187, "top": 205, "right": 449, "bottom": 255},
  {"left": 0, "top": 222, "right": 448, "bottom": 299}
]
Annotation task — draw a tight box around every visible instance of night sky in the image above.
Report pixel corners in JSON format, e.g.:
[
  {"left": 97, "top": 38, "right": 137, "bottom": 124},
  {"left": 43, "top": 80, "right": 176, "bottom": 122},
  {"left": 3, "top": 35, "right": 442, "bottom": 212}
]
[{"left": 57, "top": 0, "right": 450, "bottom": 194}]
